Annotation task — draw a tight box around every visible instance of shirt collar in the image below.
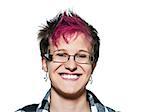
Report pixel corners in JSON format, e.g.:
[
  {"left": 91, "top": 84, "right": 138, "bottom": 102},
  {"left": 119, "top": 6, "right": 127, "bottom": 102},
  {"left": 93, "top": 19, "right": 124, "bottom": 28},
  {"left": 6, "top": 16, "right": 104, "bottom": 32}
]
[{"left": 36, "top": 89, "right": 105, "bottom": 112}]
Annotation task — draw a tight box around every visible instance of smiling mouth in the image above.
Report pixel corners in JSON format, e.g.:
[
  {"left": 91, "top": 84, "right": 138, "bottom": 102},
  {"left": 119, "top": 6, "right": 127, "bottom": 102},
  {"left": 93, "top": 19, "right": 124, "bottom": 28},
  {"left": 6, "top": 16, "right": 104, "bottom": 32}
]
[{"left": 59, "top": 73, "right": 82, "bottom": 80}]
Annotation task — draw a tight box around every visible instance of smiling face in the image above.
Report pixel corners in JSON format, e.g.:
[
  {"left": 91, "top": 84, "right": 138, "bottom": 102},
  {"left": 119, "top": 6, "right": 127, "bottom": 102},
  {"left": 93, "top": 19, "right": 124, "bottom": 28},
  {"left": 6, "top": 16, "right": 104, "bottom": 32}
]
[{"left": 42, "top": 32, "right": 94, "bottom": 98}]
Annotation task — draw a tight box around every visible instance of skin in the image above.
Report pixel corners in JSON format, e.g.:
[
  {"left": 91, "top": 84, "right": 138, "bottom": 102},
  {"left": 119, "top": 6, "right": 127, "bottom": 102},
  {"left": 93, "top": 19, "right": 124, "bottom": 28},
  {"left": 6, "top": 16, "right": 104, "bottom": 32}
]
[{"left": 42, "top": 32, "right": 95, "bottom": 112}]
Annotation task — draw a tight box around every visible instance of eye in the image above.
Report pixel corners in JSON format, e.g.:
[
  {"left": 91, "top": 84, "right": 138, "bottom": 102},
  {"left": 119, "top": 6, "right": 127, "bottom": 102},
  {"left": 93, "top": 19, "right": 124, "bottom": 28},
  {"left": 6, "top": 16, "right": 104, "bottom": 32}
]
[
  {"left": 77, "top": 54, "right": 88, "bottom": 58},
  {"left": 56, "top": 53, "right": 68, "bottom": 57}
]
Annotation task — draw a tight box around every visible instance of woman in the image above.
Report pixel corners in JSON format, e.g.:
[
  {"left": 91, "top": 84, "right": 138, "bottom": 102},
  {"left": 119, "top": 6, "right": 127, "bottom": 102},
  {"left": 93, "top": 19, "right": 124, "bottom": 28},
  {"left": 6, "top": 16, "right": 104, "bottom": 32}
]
[{"left": 16, "top": 11, "right": 116, "bottom": 112}]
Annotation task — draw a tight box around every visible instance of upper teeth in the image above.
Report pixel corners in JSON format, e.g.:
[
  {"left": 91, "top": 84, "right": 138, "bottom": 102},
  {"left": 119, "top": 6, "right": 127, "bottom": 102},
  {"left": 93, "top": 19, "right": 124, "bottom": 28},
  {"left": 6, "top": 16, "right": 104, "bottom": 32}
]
[{"left": 61, "top": 74, "right": 79, "bottom": 79}]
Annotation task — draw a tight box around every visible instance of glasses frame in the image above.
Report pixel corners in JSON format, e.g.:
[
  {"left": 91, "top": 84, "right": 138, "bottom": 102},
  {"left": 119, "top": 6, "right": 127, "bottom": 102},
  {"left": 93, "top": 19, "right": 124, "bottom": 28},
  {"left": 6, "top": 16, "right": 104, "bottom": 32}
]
[{"left": 44, "top": 50, "right": 94, "bottom": 64}]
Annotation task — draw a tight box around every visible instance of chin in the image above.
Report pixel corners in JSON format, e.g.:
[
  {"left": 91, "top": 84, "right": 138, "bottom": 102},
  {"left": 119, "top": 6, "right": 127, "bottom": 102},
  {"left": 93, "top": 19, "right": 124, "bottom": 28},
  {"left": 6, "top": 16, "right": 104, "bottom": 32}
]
[{"left": 52, "top": 85, "right": 86, "bottom": 99}]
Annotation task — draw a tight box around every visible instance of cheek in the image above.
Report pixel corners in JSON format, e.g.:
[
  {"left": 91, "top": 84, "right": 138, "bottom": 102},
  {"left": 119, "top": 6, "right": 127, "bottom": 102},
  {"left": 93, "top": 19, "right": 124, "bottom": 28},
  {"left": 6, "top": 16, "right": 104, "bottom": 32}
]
[
  {"left": 87, "top": 68, "right": 92, "bottom": 76},
  {"left": 82, "top": 65, "right": 93, "bottom": 76},
  {"left": 47, "top": 63, "right": 61, "bottom": 76}
]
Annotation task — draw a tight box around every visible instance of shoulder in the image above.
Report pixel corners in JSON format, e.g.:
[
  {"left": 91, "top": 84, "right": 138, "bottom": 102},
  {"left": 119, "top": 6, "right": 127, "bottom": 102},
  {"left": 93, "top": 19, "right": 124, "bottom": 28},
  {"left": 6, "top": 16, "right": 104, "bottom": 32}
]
[
  {"left": 87, "top": 90, "right": 117, "bottom": 112},
  {"left": 15, "top": 104, "right": 38, "bottom": 112}
]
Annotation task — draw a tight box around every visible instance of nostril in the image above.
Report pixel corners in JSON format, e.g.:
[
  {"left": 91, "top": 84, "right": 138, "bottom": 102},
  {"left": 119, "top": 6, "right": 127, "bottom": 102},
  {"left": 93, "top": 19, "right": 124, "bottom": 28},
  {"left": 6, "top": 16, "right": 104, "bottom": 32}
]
[
  {"left": 65, "top": 63, "right": 77, "bottom": 72},
  {"left": 66, "top": 67, "right": 77, "bottom": 72}
]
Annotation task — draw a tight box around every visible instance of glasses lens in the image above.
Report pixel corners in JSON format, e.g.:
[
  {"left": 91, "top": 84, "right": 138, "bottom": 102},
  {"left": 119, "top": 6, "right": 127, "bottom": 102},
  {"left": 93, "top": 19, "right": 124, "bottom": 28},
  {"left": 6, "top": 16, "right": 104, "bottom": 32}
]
[
  {"left": 53, "top": 51, "right": 68, "bottom": 63},
  {"left": 75, "top": 52, "right": 91, "bottom": 64}
]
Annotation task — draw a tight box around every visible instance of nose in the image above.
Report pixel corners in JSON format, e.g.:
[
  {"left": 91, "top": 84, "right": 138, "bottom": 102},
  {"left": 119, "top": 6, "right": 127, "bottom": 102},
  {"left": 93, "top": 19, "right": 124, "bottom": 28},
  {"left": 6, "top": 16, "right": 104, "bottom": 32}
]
[{"left": 64, "top": 56, "right": 77, "bottom": 72}]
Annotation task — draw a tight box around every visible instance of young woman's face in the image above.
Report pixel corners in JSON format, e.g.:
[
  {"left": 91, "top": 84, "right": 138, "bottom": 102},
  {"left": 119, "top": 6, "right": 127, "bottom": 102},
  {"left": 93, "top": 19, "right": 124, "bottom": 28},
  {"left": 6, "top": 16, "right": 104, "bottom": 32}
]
[{"left": 43, "top": 33, "right": 93, "bottom": 98}]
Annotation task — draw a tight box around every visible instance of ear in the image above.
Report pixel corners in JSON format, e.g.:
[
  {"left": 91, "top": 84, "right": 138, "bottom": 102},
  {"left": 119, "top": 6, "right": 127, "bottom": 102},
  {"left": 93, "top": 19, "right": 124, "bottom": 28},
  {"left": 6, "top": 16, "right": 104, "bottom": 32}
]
[{"left": 42, "top": 58, "right": 48, "bottom": 72}]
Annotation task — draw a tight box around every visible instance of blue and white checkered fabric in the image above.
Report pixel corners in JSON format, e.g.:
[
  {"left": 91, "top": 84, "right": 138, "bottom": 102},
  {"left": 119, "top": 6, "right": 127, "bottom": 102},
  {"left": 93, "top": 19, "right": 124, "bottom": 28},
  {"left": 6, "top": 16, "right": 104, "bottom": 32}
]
[{"left": 16, "top": 89, "right": 116, "bottom": 112}]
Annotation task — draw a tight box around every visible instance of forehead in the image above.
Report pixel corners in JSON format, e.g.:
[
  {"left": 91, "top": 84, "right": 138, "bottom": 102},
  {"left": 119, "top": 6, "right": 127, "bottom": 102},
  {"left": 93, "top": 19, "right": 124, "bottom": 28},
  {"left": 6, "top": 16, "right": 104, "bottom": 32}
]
[{"left": 49, "top": 33, "right": 92, "bottom": 53}]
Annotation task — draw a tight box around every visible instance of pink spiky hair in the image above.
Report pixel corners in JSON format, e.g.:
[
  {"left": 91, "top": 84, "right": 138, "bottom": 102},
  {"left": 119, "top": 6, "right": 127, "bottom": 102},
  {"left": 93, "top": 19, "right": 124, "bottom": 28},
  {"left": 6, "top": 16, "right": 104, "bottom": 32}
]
[{"left": 50, "top": 11, "right": 92, "bottom": 46}]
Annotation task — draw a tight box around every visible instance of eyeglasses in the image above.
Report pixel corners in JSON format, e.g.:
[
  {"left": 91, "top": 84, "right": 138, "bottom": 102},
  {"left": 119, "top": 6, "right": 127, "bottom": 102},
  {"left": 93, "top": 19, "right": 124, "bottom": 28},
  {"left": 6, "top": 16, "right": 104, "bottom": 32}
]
[{"left": 44, "top": 50, "right": 94, "bottom": 64}]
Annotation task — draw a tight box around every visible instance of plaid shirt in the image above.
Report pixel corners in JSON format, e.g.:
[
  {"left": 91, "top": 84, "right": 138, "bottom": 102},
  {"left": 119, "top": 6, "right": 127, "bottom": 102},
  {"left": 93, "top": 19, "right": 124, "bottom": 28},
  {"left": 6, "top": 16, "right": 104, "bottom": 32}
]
[{"left": 16, "top": 89, "right": 116, "bottom": 112}]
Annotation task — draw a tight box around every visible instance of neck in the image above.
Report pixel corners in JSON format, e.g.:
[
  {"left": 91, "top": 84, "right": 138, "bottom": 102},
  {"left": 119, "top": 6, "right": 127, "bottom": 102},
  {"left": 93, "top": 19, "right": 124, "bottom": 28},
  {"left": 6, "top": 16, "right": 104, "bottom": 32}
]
[{"left": 50, "top": 88, "right": 90, "bottom": 112}]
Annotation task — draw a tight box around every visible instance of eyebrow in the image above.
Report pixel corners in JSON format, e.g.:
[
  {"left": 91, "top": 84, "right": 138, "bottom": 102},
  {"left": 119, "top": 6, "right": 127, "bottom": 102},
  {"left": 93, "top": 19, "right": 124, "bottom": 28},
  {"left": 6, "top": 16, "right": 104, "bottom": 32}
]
[{"left": 53, "top": 49, "right": 90, "bottom": 53}]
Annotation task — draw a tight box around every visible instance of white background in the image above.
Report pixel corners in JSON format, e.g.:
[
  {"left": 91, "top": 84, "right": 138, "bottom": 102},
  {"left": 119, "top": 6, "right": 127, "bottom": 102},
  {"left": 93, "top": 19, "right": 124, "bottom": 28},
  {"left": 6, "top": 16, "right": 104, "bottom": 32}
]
[{"left": 0, "top": 0, "right": 150, "bottom": 112}]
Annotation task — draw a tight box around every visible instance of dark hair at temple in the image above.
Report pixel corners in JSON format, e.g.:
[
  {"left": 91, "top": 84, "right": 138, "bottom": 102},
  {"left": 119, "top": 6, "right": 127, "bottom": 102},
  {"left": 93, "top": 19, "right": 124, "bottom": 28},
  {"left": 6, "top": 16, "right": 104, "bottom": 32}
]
[{"left": 38, "top": 11, "right": 100, "bottom": 64}]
